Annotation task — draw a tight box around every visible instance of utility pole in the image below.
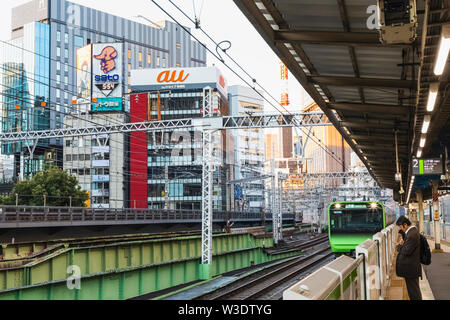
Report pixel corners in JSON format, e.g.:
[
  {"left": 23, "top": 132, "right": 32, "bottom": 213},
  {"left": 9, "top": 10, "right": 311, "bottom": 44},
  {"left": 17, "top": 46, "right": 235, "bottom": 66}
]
[
  {"left": 270, "top": 159, "right": 278, "bottom": 245},
  {"left": 431, "top": 180, "right": 444, "bottom": 253},
  {"left": 200, "top": 86, "right": 214, "bottom": 280},
  {"left": 164, "top": 165, "right": 169, "bottom": 210}
]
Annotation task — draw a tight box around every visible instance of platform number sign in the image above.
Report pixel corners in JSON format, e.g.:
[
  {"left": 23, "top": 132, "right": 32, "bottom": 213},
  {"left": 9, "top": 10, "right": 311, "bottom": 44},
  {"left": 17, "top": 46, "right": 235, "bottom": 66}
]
[{"left": 412, "top": 157, "right": 444, "bottom": 176}]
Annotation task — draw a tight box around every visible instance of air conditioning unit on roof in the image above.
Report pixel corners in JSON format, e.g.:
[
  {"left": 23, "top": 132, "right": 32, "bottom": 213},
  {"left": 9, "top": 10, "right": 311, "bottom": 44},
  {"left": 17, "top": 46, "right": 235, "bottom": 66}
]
[{"left": 378, "top": 0, "right": 418, "bottom": 44}]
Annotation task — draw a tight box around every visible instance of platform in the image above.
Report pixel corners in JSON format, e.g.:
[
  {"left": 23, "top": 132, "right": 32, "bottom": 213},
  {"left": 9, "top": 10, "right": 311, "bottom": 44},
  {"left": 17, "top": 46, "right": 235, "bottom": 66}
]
[
  {"left": 387, "top": 237, "right": 449, "bottom": 300},
  {"left": 423, "top": 238, "right": 450, "bottom": 300}
]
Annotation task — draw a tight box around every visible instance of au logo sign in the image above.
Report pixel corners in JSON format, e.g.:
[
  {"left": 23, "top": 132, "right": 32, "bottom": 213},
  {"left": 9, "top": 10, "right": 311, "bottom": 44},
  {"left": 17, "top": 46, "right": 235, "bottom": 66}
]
[{"left": 157, "top": 70, "right": 190, "bottom": 83}]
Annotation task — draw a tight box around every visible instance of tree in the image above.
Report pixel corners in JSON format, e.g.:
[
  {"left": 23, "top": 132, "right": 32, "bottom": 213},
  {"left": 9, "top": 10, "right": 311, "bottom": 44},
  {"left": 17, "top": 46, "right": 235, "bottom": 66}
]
[{"left": 0, "top": 166, "right": 89, "bottom": 207}]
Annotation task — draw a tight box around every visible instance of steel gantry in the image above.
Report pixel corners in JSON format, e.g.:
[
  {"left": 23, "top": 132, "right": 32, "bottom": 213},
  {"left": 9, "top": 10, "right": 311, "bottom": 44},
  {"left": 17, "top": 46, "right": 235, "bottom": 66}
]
[{"left": 0, "top": 103, "right": 333, "bottom": 281}]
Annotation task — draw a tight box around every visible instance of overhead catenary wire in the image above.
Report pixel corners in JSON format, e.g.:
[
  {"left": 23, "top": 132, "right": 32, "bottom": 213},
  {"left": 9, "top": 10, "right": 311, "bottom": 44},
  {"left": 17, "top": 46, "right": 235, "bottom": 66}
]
[{"left": 153, "top": 0, "right": 349, "bottom": 171}]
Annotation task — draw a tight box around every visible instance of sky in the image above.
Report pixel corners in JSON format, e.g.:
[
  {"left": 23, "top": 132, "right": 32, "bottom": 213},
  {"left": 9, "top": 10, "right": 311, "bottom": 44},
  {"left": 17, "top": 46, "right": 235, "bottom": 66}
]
[{"left": 0, "top": 0, "right": 309, "bottom": 112}]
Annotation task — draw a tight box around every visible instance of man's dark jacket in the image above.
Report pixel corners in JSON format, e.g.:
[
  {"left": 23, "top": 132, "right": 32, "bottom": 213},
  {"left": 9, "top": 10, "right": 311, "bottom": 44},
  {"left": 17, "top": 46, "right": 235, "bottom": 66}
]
[{"left": 396, "top": 226, "right": 421, "bottom": 278}]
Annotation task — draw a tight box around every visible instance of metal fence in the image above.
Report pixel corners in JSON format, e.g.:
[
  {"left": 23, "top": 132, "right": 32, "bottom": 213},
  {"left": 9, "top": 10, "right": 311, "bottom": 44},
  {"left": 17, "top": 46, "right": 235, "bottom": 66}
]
[{"left": 0, "top": 206, "right": 295, "bottom": 227}]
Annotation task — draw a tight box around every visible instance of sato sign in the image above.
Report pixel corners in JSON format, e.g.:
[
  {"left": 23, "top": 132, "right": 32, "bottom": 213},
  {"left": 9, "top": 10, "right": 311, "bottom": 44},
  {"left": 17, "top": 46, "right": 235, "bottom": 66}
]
[
  {"left": 412, "top": 157, "right": 444, "bottom": 175},
  {"left": 92, "top": 43, "right": 123, "bottom": 99},
  {"left": 92, "top": 97, "right": 123, "bottom": 112}
]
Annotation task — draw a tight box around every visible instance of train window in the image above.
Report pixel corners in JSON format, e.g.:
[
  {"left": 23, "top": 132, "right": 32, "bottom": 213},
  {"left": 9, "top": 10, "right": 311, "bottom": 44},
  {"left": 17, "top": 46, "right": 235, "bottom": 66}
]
[{"left": 329, "top": 208, "right": 383, "bottom": 234}]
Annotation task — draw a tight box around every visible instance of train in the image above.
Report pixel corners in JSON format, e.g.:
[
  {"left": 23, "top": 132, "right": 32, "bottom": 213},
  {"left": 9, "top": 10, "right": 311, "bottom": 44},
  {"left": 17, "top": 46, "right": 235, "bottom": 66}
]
[{"left": 327, "top": 201, "right": 397, "bottom": 256}]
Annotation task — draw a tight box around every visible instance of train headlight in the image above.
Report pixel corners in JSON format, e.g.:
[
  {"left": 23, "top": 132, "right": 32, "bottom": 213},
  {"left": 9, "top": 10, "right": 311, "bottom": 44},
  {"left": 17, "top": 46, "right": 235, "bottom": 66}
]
[
  {"left": 370, "top": 202, "right": 378, "bottom": 209},
  {"left": 335, "top": 203, "right": 342, "bottom": 209}
]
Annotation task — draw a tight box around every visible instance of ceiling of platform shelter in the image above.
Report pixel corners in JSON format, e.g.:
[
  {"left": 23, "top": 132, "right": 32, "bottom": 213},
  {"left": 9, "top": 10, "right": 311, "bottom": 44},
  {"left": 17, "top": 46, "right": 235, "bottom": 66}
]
[{"left": 233, "top": 0, "right": 450, "bottom": 203}]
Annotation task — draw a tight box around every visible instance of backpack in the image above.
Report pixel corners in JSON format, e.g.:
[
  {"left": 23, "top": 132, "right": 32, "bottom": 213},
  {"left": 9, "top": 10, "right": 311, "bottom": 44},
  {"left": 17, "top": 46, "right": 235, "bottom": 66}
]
[{"left": 419, "top": 234, "right": 432, "bottom": 265}]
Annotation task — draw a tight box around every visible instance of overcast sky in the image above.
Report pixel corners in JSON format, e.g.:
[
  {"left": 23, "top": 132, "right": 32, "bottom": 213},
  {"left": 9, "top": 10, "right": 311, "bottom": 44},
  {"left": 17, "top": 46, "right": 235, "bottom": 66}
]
[{"left": 0, "top": 0, "right": 309, "bottom": 111}]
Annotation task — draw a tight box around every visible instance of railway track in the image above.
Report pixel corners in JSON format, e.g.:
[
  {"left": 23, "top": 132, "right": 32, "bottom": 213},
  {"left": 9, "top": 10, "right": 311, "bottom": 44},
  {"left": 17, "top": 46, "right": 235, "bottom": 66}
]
[{"left": 196, "top": 244, "right": 332, "bottom": 300}]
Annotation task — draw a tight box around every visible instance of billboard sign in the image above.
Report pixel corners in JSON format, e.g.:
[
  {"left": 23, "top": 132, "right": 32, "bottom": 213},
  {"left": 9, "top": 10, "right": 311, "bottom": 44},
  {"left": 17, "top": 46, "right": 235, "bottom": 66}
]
[
  {"left": 92, "top": 43, "right": 123, "bottom": 99},
  {"left": 76, "top": 44, "right": 92, "bottom": 106},
  {"left": 131, "top": 67, "right": 228, "bottom": 97},
  {"left": 92, "top": 97, "right": 123, "bottom": 112}
]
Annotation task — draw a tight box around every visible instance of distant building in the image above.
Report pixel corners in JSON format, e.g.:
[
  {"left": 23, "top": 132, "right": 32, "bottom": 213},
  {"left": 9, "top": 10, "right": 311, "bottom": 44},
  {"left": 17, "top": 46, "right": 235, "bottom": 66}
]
[
  {"left": 228, "top": 85, "right": 265, "bottom": 212},
  {"left": 128, "top": 66, "right": 230, "bottom": 210},
  {"left": 302, "top": 102, "right": 351, "bottom": 177}
]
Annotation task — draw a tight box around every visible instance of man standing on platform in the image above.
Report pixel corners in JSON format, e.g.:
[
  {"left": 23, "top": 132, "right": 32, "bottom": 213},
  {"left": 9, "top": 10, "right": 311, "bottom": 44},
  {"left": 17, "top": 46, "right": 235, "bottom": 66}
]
[{"left": 395, "top": 216, "right": 422, "bottom": 300}]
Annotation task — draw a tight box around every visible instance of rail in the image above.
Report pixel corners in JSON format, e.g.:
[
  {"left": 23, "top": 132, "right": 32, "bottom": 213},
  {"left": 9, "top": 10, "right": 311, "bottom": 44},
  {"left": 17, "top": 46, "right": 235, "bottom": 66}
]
[{"left": 0, "top": 206, "right": 295, "bottom": 228}]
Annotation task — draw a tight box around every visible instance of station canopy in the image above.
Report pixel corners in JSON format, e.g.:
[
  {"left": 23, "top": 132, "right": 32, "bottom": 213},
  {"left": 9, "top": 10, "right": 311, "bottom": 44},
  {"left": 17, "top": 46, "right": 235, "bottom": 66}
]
[{"left": 234, "top": 0, "right": 450, "bottom": 202}]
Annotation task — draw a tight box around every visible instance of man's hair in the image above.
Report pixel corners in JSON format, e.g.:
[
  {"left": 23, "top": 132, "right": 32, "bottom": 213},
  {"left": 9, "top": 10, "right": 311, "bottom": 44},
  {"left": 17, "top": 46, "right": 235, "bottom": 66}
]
[{"left": 396, "top": 216, "right": 411, "bottom": 226}]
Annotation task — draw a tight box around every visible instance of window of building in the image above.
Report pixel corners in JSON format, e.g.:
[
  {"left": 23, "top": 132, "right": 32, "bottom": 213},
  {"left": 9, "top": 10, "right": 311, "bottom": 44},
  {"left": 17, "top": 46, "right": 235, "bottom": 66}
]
[
  {"left": 66, "top": 155, "right": 71, "bottom": 161},
  {"left": 176, "top": 42, "right": 181, "bottom": 49},
  {"left": 74, "top": 35, "right": 84, "bottom": 48},
  {"left": 147, "top": 54, "right": 151, "bottom": 65},
  {"left": 72, "top": 154, "right": 78, "bottom": 161},
  {"left": 138, "top": 51, "right": 142, "bottom": 62},
  {"left": 64, "top": 92, "right": 68, "bottom": 99},
  {"left": 128, "top": 63, "right": 131, "bottom": 72},
  {"left": 128, "top": 76, "right": 131, "bottom": 84},
  {"left": 56, "top": 47, "right": 61, "bottom": 57},
  {"left": 56, "top": 89, "right": 60, "bottom": 98},
  {"left": 79, "top": 154, "right": 85, "bottom": 161},
  {"left": 85, "top": 154, "right": 90, "bottom": 161},
  {"left": 56, "top": 31, "right": 61, "bottom": 42},
  {"left": 139, "top": 66, "right": 142, "bottom": 69},
  {"left": 64, "top": 64, "right": 69, "bottom": 73},
  {"left": 162, "top": 58, "right": 166, "bottom": 67},
  {"left": 56, "top": 61, "right": 60, "bottom": 71},
  {"left": 65, "top": 140, "right": 71, "bottom": 147},
  {"left": 56, "top": 74, "right": 60, "bottom": 84},
  {"left": 64, "top": 33, "right": 69, "bottom": 43},
  {"left": 157, "top": 56, "right": 160, "bottom": 66},
  {"left": 128, "top": 49, "right": 132, "bottom": 60},
  {"left": 64, "top": 76, "right": 68, "bottom": 84},
  {"left": 176, "top": 63, "right": 181, "bottom": 67},
  {"left": 64, "top": 49, "right": 69, "bottom": 59}
]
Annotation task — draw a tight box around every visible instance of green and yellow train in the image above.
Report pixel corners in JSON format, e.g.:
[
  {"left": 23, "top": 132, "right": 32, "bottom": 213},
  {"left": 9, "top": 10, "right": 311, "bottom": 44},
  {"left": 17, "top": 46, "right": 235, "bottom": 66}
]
[{"left": 328, "top": 201, "right": 397, "bottom": 256}]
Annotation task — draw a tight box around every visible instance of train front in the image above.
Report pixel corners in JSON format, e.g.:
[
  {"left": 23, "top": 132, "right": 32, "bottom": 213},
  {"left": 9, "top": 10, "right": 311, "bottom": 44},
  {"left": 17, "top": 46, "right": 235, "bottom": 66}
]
[{"left": 328, "top": 201, "right": 384, "bottom": 255}]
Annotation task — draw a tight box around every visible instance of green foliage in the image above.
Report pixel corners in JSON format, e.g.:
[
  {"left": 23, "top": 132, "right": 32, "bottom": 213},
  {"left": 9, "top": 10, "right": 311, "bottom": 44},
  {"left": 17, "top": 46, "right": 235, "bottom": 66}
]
[{"left": 0, "top": 166, "right": 88, "bottom": 207}]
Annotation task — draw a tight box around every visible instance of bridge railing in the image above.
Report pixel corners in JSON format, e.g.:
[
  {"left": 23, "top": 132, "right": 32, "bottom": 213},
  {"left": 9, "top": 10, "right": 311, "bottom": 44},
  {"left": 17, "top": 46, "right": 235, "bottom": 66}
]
[
  {"left": 283, "top": 224, "right": 399, "bottom": 300},
  {"left": 0, "top": 206, "right": 295, "bottom": 224}
]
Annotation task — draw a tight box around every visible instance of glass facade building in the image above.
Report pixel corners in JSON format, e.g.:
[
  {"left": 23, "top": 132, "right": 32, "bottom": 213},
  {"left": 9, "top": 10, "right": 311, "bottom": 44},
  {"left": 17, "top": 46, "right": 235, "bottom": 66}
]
[
  {"left": 0, "top": 22, "right": 51, "bottom": 178},
  {"left": 1, "top": 0, "right": 206, "bottom": 189}
]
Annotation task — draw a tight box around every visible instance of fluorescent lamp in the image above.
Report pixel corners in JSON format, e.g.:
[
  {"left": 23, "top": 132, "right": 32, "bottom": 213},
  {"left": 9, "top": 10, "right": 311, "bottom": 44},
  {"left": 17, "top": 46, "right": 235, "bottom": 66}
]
[
  {"left": 419, "top": 135, "right": 426, "bottom": 148},
  {"left": 426, "top": 83, "right": 439, "bottom": 112},
  {"left": 434, "top": 24, "right": 450, "bottom": 75},
  {"left": 421, "top": 115, "right": 431, "bottom": 134},
  {"left": 417, "top": 149, "right": 422, "bottom": 158}
]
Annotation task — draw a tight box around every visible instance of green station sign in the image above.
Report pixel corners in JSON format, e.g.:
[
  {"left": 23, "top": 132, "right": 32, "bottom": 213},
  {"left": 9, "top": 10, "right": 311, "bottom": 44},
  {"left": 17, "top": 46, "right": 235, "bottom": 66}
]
[{"left": 412, "top": 157, "right": 444, "bottom": 175}]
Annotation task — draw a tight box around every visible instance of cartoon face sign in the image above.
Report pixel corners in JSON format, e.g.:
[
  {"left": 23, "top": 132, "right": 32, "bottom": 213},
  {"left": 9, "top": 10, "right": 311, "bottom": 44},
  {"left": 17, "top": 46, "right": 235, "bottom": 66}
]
[{"left": 94, "top": 46, "right": 118, "bottom": 74}]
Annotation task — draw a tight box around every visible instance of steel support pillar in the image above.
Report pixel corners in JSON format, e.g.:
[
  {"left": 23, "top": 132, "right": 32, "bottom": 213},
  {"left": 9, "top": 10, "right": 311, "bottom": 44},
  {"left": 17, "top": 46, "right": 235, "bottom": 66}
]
[
  {"left": 277, "top": 172, "right": 283, "bottom": 243},
  {"left": 200, "top": 87, "right": 214, "bottom": 279},
  {"left": 416, "top": 191, "right": 424, "bottom": 234},
  {"left": 431, "top": 180, "right": 444, "bottom": 253}
]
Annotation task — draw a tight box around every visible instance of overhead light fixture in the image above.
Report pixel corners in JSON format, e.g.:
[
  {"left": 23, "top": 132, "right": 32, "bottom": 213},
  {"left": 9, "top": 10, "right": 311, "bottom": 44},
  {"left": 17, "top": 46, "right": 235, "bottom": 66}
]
[
  {"left": 335, "top": 203, "right": 342, "bottom": 209},
  {"left": 417, "top": 148, "right": 422, "bottom": 158},
  {"left": 421, "top": 115, "right": 431, "bottom": 133},
  {"left": 419, "top": 134, "right": 426, "bottom": 148},
  {"left": 434, "top": 24, "right": 450, "bottom": 75},
  {"left": 426, "top": 82, "right": 439, "bottom": 112},
  {"left": 370, "top": 202, "right": 378, "bottom": 209}
]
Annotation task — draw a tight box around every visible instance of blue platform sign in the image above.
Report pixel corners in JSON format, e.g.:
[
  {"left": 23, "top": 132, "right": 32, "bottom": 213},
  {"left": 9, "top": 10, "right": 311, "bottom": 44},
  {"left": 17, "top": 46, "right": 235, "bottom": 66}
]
[
  {"left": 92, "top": 97, "right": 123, "bottom": 112},
  {"left": 234, "top": 185, "right": 243, "bottom": 200}
]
